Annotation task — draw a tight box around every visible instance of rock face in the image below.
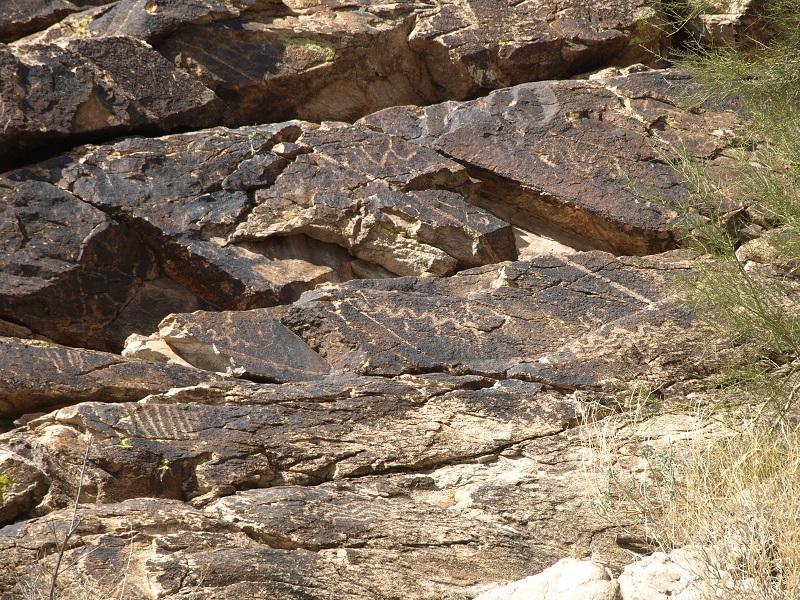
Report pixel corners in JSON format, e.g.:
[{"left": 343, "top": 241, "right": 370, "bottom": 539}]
[
  {"left": 0, "top": 2, "right": 760, "bottom": 599},
  {"left": 1, "top": 0, "right": 668, "bottom": 171}
]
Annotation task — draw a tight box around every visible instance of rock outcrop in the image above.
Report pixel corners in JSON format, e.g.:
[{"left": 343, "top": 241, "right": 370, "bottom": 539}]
[
  {"left": 0, "top": 1, "right": 764, "bottom": 598},
  {"left": 1, "top": 0, "right": 668, "bottom": 170}
]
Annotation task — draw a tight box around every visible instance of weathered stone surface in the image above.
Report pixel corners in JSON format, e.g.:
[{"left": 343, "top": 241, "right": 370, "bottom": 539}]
[
  {"left": 277, "top": 252, "right": 675, "bottom": 377},
  {"left": 0, "top": 337, "right": 221, "bottom": 419},
  {"left": 126, "top": 252, "right": 681, "bottom": 380},
  {"left": 0, "top": 449, "right": 47, "bottom": 524},
  {"left": 0, "top": 179, "right": 159, "bottom": 350},
  {"left": 474, "top": 558, "right": 620, "bottom": 600},
  {"left": 3, "top": 0, "right": 668, "bottom": 166},
  {"left": 145, "top": 311, "right": 332, "bottom": 381},
  {"left": 232, "top": 124, "right": 517, "bottom": 276},
  {"left": 0, "top": 2, "right": 762, "bottom": 597},
  {"left": 56, "top": 121, "right": 342, "bottom": 310},
  {"left": 0, "top": 244, "right": 720, "bottom": 596},
  {"left": 0, "top": 408, "right": 721, "bottom": 598},
  {"left": 46, "top": 120, "right": 515, "bottom": 309},
  {"left": 0, "top": 493, "right": 555, "bottom": 600},
  {"left": 0, "top": 35, "right": 223, "bottom": 170},
  {"left": 0, "top": 0, "right": 112, "bottom": 44},
  {"left": 617, "top": 548, "right": 712, "bottom": 600},
  {"left": 360, "top": 68, "right": 742, "bottom": 255},
  {"left": 508, "top": 253, "right": 707, "bottom": 391},
  {"left": 0, "top": 374, "right": 573, "bottom": 508},
  {"left": 21, "top": 0, "right": 666, "bottom": 125},
  {"left": 159, "top": 0, "right": 666, "bottom": 125}
]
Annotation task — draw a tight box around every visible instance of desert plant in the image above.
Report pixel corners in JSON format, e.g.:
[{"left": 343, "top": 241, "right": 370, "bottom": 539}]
[{"left": 583, "top": 4, "right": 800, "bottom": 598}]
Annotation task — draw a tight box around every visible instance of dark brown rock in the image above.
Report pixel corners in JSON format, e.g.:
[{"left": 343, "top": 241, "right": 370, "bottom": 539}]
[
  {"left": 277, "top": 252, "right": 673, "bottom": 377},
  {"left": 0, "top": 35, "right": 223, "bottom": 170},
  {"left": 0, "top": 337, "right": 221, "bottom": 419},
  {"left": 0, "top": 179, "right": 157, "bottom": 350},
  {"left": 360, "top": 68, "right": 742, "bottom": 255},
  {"left": 56, "top": 121, "right": 364, "bottom": 310},
  {"left": 8, "top": 0, "right": 667, "bottom": 155},
  {"left": 152, "top": 311, "right": 332, "bottom": 382},
  {"left": 232, "top": 124, "right": 517, "bottom": 276},
  {"left": 154, "top": 0, "right": 666, "bottom": 124},
  {"left": 0, "top": 0, "right": 112, "bottom": 44}
]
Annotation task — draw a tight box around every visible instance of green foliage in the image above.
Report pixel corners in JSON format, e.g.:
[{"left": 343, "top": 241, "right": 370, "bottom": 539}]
[
  {"left": 586, "top": 5, "right": 800, "bottom": 596},
  {"left": 0, "top": 474, "right": 12, "bottom": 496},
  {"left": 655, "top": 0, "right": 800, "bottom": 419}
]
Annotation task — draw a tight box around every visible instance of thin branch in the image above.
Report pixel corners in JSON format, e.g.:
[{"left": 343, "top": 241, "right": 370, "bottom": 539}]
[{"left": 48, "top": 439, "right": 91, "bottom": 600}]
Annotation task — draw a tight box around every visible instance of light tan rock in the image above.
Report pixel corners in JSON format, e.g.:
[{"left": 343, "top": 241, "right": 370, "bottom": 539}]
[{"left": 475, "top": 558, "right": 620, "bottom": 600}]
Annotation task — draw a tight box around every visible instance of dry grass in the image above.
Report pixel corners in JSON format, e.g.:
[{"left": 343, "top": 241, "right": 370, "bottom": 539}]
[{"left": 583, "top": 399, "right": 800, "bottom": 600}]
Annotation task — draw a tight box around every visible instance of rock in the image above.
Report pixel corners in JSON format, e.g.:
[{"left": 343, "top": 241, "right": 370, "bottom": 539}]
[
  {"left": 19, "top": 0, "right": 667, "bottom": 128},
  {"left": 52, "top": 121, "right": 363, "bottom": 310},
  {"left": 0, "top": 373, "right": 576, "bottom": 508},
  {"left": 0, "top": 337, "right": 222, "bottom": 419},
  {"left": 0, "top": 449, "right": 47, "bottom": 524},
  {"left": 142, "top": 311, "right": 332, "bottom": 382},
  {"left": 0, "top": 494, "right": 552, "bottom": 599},
  {"left": 0, "top": 0, "right": 112, "bottom": 44},
  {"left": 232, "top": 123, "right": 517, "bottom": 276},
  {"left": 360, "top": 68, "right": 742, "bottom": 255},
  {"left": 686, "top": 0, "right": 767, "bottom": 46},
  {"left": 277, "top": 252, "right": 677, "bottom": 377},
  {"left": 617, "top": 547, "right": 714, "bottom": 600},
  {"left": 735, "top": 226, "right": 800, "bottom": 274},
  {"left": 0, "top": 179, "right": 159, "bottom": 351},
  {"left": 508, "top": 257, "right": 707, "bottom": 391},
  {"left": 1, "top": 0, "right": 669, "bottom": 171},
  {"left": 0, "top": 35, "right": 224, "bottom": 171},
  {"left": 0, "top": 0, "right": 766, "bottom": 596},
  {"left": 474, "top": 557, "right": 620, "bottom": 600}
]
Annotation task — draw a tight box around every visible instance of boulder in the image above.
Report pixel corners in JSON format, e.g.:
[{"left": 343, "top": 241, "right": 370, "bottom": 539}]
[
  {"left": 360, "top": 68, "right": 742, "bottom": 255},
  {"left": 0, "top": 179, "right": 158, "bottom": 350},
  {"left": 0, "top": 35, "right": 224, "bottom": 170},
  {"left": 474, "top": 558, "right": 620, "bottom": 600}
]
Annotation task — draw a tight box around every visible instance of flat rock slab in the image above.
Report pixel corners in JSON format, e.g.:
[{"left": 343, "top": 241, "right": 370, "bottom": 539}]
[
  {"left": 0, "top": 250, "right": 717, "bottom": 596},
  {"left": 4, "top": 0, "right": 667, "bottom": 165},
  {"left": 0, "top": 374, "right": 572, "bottom": 509},
  {"left": 360, "top": 68, "right": 742, "bottom": 255},
  {"left": 0, "top": 336, "right": 222, "bottom": 419},
  {"left": 154, "top": 312, "right": 332, "bottom": 382},
  {"left": 128, "top": 252, "right": 684, "bottom": 379},
  {"left": 2, "top": 118, "right": 514, "bottom": 347},
  {"left": 277, "top": 252, "right": 675, "bottom": 377},
  {"left": 0, "top": 493, "right": 559, "bottom": 600},
  {"left": 0, "top": 414, "right": 712, "bottom": 598}
]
